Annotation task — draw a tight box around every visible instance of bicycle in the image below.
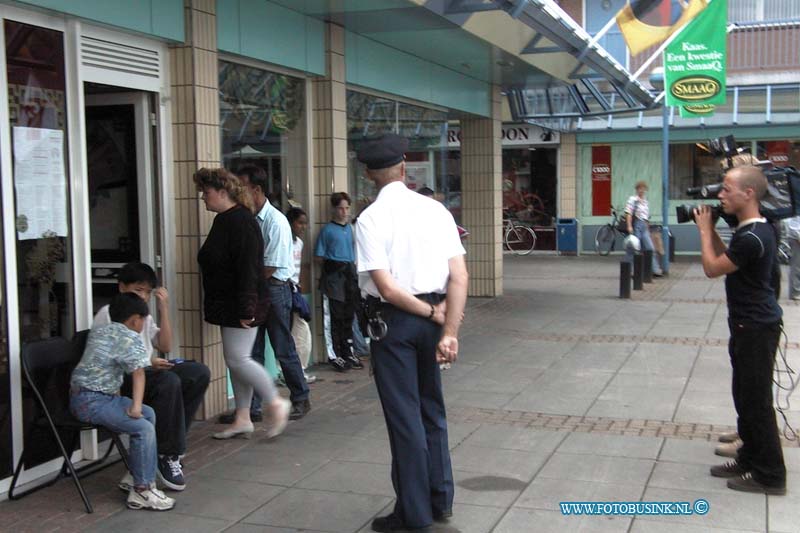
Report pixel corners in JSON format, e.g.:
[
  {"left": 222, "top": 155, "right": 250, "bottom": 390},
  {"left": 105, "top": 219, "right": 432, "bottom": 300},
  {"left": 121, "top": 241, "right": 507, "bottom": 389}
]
[
  {"left": 503, "top": 217, "right": 537, "bottom": 255},
  {"left": 595, "top": 206, "right": 626, "bottom": 256}
]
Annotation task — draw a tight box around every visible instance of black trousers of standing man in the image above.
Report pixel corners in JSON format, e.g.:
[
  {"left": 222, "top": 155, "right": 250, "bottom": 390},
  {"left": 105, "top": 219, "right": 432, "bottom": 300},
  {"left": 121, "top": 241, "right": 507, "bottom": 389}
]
[
  {"left": 728, "top": 319, "right": 786, "bottom": 488},
  {"left": 371, "top": 296, "right": 454, "bottom": 529},
  {"left": 122, "top": 361, "right": 210, "bottom": 456}
]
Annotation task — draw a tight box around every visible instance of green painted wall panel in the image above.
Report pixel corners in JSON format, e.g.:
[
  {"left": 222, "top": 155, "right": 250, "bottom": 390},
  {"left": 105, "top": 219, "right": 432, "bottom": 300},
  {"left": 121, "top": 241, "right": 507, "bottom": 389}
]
[
  {"left": 577, "top": 124, "right": 800, "bottom": 144},
  {"left": 346, "top": 31, "right": 490, "bottom": 117},
  {"left": 216, "top": 0, "right": 240, "bottom": 53},
  {"left": 16, "top": 0, "right": 184, "bottom": 41},
  {"left": 305, "top": 16, "right": 325, "bottom": 76},
  {"left": 150, "top": 0, "right": 184, "bottom": 42},
  {"left": 429, "top": 63, "right": 489, "bottom": 117},
  {"left": 217, "top": 0, "right": 325, "bottom": 76}
]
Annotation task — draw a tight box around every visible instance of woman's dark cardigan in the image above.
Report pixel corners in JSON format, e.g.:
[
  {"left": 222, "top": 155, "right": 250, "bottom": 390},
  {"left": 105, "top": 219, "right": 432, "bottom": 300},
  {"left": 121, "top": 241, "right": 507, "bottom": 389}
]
[{"left": 198, "top": 204, "right": 268, "bottom": 327}]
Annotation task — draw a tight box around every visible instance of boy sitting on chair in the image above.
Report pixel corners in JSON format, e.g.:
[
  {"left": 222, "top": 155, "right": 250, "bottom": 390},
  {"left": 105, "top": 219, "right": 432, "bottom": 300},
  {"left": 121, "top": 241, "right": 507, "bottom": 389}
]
[
  {"left": 70, "top": 293, "right": 175, "bottom": 511},
  {"left": 93, "top": 262, "right": 210, "bottom": 492}
]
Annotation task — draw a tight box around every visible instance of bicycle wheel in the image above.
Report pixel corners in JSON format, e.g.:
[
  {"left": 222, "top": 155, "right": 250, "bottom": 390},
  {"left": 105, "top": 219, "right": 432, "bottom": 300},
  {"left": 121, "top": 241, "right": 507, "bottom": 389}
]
[
  {"left": 505, "top": 226, "right": 536, "bottom": 256},
  {"left": 595, "top": 225, "right": 616, "bottom": 256}
]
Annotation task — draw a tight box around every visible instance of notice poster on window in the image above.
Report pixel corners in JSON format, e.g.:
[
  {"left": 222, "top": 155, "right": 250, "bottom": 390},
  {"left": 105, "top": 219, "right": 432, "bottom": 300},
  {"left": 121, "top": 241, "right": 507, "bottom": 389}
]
[
  {"left": 405, "top": 161, "right": 434, "bottom": 192},
  {"left": 13, "top": 126, "right": 68, "bottom": 240}
]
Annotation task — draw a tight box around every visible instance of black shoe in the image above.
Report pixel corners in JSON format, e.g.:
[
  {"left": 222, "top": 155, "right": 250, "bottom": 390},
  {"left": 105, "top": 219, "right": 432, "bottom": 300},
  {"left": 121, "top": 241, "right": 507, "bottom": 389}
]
[
  {"left": 157, "top": 455, "right": 186, "bottom": 491},
  {"left": 289, "top": 399, "right": 311, "bottom": 421},
  {"left": 345, "top": 354, "right": 364, "bottom": 369},
  {"left": 371, "top": 514, "right": 431, "bottom": 532},
  {"left": 710, "top": 460, "right": 747, "bottom": 478},
  {"left": 330, "top": 357, "right": 350, "bottom": 372},
  {"left": 433, "top": 509, "right": 453, "bottom": 523},
  {"left": 727, "top": 472, "right": 786, "bottom": 495},
  {"left": 218, "top": 411, "right": 262, "bottom": 424}
]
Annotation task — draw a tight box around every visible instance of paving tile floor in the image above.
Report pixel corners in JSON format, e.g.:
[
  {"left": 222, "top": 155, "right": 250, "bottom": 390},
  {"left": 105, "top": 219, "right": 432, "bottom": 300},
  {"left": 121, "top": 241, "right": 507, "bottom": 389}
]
[{"left": 2, "top": 255, "right": 799, "bottom": 532}]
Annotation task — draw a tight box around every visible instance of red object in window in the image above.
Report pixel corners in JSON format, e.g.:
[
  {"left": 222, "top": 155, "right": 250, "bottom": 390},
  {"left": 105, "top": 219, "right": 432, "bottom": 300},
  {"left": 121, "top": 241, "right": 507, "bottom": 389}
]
[
  {"left": 592, "top": 145, "right": 612, "bottom": 216},
  {"left": 765, "top": 141, "right": 790, "bottom": 165}
]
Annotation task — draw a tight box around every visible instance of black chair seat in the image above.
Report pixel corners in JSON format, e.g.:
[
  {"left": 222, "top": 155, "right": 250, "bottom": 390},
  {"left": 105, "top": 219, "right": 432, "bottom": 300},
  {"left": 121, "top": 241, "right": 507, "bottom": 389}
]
[{"left": 8, "top": 332, "right": 130, "bottom": 513}]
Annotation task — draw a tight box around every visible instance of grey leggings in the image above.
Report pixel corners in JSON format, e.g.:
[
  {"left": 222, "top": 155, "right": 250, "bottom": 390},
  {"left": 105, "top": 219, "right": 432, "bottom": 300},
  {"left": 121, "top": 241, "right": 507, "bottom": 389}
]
[{"left": 221, "top": 326, "right": 277, "bottom": 410}]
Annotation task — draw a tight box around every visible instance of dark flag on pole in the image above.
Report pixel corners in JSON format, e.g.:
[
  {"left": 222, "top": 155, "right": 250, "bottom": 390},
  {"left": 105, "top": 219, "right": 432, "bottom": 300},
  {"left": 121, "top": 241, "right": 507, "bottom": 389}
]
[{"left": 616, "top": 0, "right": 708, "bottom": 56}]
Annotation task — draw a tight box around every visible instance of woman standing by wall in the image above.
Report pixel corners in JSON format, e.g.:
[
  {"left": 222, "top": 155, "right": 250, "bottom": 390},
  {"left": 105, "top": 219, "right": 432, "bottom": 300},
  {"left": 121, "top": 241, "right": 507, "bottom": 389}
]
[{"left": 194, "top": 168, "right": 290, "bottom": 439}]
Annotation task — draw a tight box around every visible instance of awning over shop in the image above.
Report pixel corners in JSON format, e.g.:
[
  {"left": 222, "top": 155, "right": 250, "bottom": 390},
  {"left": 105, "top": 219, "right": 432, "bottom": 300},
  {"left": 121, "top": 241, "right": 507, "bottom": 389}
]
[
  {"left": 280, "top": 0, "right": 656, "bottom": 123},
  {"left": 428, "top": 0, "right": 656, "bottom": 120}
]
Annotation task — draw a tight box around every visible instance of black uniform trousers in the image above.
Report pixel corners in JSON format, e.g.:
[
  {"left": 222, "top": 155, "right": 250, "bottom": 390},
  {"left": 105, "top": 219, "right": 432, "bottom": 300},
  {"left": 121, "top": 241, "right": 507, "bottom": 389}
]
[
  {"left": 371, "top": 302, "right": 453, "bottom": 529},
  {"left": 728, "top": 319, "right": 786, "bottom": 487},
  {"left": 122, "top": 361, "right": 211, "bottom": 457}
]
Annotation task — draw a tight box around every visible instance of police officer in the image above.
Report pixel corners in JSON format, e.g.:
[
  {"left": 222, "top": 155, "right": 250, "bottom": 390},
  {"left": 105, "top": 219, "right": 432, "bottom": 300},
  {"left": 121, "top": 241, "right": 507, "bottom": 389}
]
[
  {"left": 355, "top": 134, "right": 468, "bottom": 532},
  {"left": 696, "top": 164, "right": 786, "bottom": 495}
]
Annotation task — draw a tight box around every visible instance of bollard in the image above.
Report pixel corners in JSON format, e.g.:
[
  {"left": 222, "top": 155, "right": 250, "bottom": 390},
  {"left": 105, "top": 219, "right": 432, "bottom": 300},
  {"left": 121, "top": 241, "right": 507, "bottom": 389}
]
[
  {"left": 620, "top": 261, "right": 631, "bottom": 299},
  {"left": 643, "top": 250, "right": 653, "bottom": 283},
  {"left": 669, "top": 229, "right": 676, "bottom": 262},
  {"left": 633, "top": 253, "right": 644, "bottom": 290}
]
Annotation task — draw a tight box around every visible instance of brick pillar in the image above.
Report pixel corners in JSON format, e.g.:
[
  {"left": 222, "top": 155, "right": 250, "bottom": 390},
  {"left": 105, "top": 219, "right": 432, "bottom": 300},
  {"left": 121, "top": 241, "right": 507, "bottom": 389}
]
[
  {"left": 169, "top": 0, "right": 224, "bottom": 419},
  {"left": 559, "top": 133, "right": 578, "bottom": 218},
  {"left": 461, "top": 86, "right": 503, "bottom": 297},
  {"left": 309, "top": 23, "right": 348, "bottom": 362}
]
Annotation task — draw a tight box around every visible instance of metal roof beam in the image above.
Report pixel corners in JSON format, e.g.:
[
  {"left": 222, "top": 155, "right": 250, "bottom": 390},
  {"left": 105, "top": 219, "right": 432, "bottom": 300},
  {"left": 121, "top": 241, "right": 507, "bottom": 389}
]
[
  {"left": 581, "top": 79, "right": 611, "bottom": 111},
  {"left": 445, "top": 0, "right": 502, "bottom": 15}
]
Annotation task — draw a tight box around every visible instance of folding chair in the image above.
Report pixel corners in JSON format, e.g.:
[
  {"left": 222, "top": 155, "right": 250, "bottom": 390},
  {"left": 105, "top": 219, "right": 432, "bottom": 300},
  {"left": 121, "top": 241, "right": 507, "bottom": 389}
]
[{"left": 8, "top": 330, "right": 130, "bottom": 513}]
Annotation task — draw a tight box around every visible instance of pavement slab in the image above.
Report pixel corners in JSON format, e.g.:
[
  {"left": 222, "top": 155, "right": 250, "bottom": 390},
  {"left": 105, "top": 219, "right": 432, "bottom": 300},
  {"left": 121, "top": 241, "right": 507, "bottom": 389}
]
[{"left": 3, "top": 255, "right": 797, "bottom": 533}]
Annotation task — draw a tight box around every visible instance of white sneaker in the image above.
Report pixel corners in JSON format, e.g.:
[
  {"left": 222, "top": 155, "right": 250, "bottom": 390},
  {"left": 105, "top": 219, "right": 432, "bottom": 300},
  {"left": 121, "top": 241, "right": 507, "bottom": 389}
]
[
  {"left": 304, "top": 372, "right": 317, "bottom": 384},
  {"left": 264, "top": 398, "right": 291, "bottom": 439},
  {"left": 118, "top": 472, "right": 134, "bottom": 492},
  {"left": 127, "top": 484, "right": 175, "bottom": 511}
]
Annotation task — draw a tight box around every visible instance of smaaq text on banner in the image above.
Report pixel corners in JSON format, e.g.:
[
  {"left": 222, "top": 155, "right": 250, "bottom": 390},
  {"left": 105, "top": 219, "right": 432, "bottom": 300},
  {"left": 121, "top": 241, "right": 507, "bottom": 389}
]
[{"left": 664, "top": 0, "right": 727, "bottom": 115}]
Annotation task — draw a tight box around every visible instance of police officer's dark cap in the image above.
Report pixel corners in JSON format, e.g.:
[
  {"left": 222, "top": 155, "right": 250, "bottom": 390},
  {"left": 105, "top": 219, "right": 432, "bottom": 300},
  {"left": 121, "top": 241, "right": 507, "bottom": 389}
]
[{"left": 356, "top": 133, "right": 409, "bottom": 170}]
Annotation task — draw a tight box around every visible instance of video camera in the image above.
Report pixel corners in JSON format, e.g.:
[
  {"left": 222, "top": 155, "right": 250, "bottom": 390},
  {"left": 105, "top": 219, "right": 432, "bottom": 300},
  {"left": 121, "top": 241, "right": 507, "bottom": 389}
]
[{"left": 675, "top": 135, "right": 800, "bottom": 225}]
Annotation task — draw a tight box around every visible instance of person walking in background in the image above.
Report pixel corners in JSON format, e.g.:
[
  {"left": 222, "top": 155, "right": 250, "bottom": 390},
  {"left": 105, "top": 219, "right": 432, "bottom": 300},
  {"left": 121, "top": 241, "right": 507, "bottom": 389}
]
[
  {"left": 355, "top": 134, "right": 468, "bottom": 531},
  {"left": 625, "top": 180, "right": 663, "bottom": 277},
  {"left": 71, "top": 293, "right": 175, "bottom": 511},
  {"left": 194, "top": 168, "right": 290, "bottom": 440},
  {"left": 93, "top": 262, "right": 210, "bottom": 492},
  {"left": 287, "top": 207, "right": 316, "bottom": 384},
  {"left": 315, "top": 192, "right": 363, "bottom": 372},
  {"left": 235, "top": 165, "right": 311, "bottom": 421}
]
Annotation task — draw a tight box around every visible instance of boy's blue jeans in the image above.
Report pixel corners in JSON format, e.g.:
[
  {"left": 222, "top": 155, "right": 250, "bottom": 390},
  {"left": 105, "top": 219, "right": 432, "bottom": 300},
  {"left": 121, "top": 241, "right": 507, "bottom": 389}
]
[{"left": 70, "top": 389, "right": 157, "bottom": 487}]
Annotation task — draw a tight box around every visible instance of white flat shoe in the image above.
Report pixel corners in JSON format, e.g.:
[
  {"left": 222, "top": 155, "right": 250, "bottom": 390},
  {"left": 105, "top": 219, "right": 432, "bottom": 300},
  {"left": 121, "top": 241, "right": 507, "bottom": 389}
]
[
  {"left": 264, "top": 398, "right": 291, "bottom": 439},
  {"left": 212, "top": 423, "right": 254, "bottom": 439}
]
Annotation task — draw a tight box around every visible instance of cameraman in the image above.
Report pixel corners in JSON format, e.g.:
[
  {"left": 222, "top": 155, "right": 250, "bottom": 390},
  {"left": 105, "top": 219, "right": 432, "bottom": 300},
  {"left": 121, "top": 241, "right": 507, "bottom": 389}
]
[{"left": 695, "top": 165, "right": 786, "bottom": 495}]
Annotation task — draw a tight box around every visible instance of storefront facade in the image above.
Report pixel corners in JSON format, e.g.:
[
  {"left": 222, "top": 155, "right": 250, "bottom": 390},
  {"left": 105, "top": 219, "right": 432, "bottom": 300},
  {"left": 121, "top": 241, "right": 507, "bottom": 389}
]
[
  {"left": 0, "top": 0, "right": 648, "bottom": 493},
  {"left": 576, "top": 120, "right": 800, "bottom": 254},
  {"left": 0, "top": 0, "right": 179, "bottom": 495}
]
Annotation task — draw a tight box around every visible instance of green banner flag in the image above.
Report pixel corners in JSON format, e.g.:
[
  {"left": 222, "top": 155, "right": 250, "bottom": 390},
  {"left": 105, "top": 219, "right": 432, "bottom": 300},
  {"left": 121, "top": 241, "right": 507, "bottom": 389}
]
[
  {"left": 680, "top": 103, "right": 716, "bottom": 117},
  {"left": 664, "top": 0, "right": 727, "bottom": 107}
]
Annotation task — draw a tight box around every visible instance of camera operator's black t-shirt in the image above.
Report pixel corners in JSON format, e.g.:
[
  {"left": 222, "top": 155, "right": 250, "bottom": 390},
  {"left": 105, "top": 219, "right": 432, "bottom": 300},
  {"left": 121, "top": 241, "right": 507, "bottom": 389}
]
[{"left": 724, "top": 220, "right": 782, "bottom": 324}]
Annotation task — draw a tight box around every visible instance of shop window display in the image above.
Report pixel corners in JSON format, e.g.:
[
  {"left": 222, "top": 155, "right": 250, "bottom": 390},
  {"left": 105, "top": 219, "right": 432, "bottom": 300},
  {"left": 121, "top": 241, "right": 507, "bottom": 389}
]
[
  {"left": 347, "top": 91, "right": 455, "bottom": 219},
  {"left": 5, "top": 18, "right": 74, "bottom": 473},
  {"left": 669, "top": 141, "right": 750, "bottom": 199},
  {"left": 219, "top": 61, "right": 308, "bottom": 210}
]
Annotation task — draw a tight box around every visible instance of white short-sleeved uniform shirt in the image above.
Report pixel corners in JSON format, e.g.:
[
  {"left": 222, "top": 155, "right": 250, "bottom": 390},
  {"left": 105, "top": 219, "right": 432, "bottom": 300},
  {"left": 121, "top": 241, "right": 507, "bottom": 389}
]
[
  {"left": 93, "top": 304, "right": 160, "bottom": 357},
  {"left": 355, "top": 181, "right": 466, "bottom": 299}
]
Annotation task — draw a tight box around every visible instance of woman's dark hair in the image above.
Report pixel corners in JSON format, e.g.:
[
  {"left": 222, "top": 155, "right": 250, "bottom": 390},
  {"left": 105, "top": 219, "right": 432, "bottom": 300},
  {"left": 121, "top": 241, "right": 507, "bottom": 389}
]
[
  {"left": 286, "top": 207, "right": 307, "bottom": 224},
  {"left": 109, "top": 292, "right": 150, "bottom": 323},
  {"left": 193, "top": 168, "right": 253, "bottom": 211},
  {"left": 330, "top": 192, "right": 351, "bottom": 208},
  {"left": 118, "top": 262, "right": 158, "bottom": 288}
]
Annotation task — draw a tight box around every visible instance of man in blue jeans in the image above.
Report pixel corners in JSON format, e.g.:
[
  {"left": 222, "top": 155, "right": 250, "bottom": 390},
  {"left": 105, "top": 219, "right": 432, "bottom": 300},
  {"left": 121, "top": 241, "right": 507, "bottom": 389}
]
[{"left": 231, "top": 165, "right": 310, "bottom": 421}]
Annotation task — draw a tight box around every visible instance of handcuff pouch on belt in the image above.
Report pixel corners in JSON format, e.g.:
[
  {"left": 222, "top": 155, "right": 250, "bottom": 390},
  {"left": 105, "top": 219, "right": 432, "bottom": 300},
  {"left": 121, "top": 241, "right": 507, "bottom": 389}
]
[{"left": 359, "top": 296, "right": 388, "bottom": 342}]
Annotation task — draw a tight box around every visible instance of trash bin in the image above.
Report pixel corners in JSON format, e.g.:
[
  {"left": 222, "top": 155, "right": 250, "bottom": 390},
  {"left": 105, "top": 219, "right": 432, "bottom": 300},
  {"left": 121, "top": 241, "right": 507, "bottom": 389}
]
[{"left": 557, "top": 218, "right": 578, "bottom": 255}]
